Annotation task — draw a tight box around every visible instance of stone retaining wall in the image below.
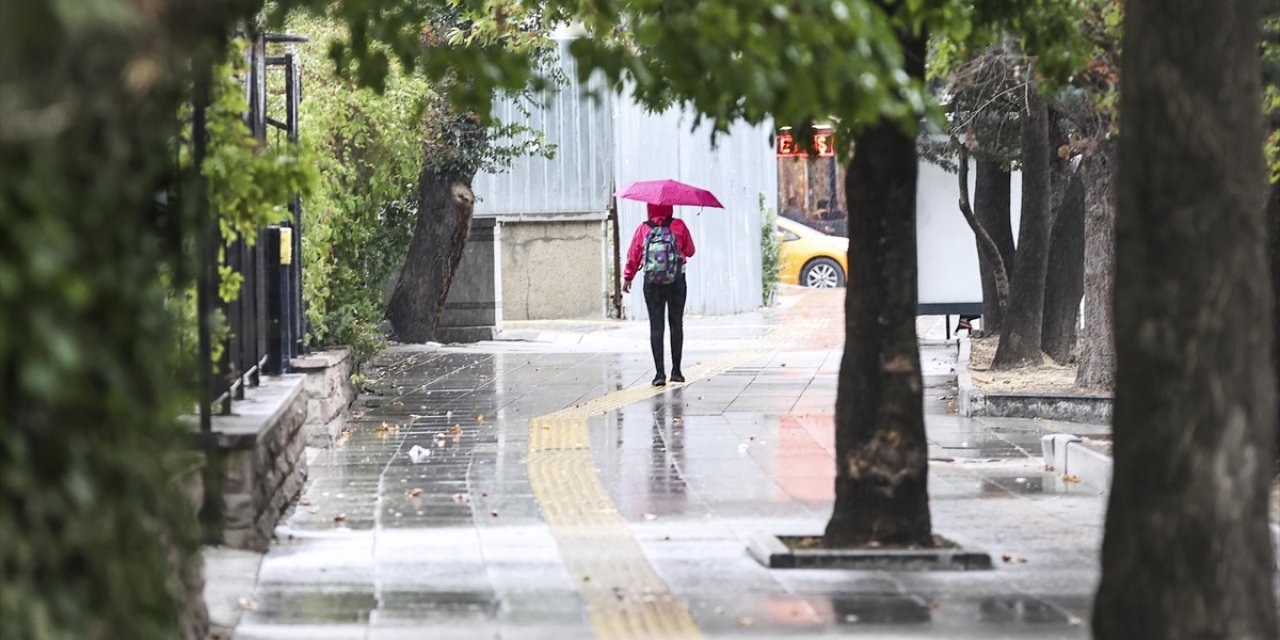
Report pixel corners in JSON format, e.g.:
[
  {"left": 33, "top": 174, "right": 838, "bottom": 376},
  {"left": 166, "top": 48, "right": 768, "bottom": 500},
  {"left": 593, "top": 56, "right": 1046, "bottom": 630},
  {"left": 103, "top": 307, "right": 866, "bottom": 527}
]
[
  {"left": 208, "top": 375, "right": 308, "bottom": 552},
  {"left": 292, "top": 348, "right": 356, "bottom": 446},
  {"left": 957, "top": 336, "right": 1113, "bottom": 424}
]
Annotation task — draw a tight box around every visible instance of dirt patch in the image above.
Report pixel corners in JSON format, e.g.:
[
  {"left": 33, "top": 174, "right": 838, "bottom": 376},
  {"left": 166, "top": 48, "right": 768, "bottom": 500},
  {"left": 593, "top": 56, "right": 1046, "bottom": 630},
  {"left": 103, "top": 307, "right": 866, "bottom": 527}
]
[{"left": 968, "top": 335, "right": 1109, "bottom": 397}]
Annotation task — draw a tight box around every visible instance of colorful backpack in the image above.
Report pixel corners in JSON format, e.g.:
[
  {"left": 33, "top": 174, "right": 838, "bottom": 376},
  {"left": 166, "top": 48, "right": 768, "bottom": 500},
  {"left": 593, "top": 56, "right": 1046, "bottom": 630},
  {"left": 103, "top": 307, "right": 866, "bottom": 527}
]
[{"left": 643, "top": 218, "right": 682, "bottom": 284}]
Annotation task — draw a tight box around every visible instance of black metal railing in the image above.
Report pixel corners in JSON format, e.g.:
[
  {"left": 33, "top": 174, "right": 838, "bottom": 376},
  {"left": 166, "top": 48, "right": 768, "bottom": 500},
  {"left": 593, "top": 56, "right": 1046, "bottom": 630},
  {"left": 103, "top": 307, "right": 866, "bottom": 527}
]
[{"left": 194, "top": 30, "right": 308, "bottom": 432}]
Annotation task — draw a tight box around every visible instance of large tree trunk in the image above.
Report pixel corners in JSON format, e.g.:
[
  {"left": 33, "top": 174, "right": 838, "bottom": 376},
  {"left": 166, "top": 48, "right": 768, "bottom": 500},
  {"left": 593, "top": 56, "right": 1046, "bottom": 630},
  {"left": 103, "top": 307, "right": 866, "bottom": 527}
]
[
  {"left": 1093, "top": 1, "right": 1278, "bottom": 638},
  {"left": 1040, "top": 170, "right": 1085, "bottom": 363},
  {"left": 974, "top": 159, "right": 1015, "bottom": 334},
  {"left": 993, "top": 90, "right": 1053, "bottom": 368},
  {"left": 824, "top": 27, "right": 931, "bottom": 548},
  {"left": 1271, "top": 179, "right": 1279, "bottom": 478},
  {"left": 1075, "top": 142, "right": 1117, "bottom": 389},
  {"left": 386, "top": 167, "right": 477, "bottom": 342}
]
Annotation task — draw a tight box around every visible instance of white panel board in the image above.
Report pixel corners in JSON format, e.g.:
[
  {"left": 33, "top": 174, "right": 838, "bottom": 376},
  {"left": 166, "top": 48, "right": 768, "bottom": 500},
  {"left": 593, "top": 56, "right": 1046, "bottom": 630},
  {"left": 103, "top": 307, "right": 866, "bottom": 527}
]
[{"left": 915, "top": 160, "right": 1022, "bottom": 309}]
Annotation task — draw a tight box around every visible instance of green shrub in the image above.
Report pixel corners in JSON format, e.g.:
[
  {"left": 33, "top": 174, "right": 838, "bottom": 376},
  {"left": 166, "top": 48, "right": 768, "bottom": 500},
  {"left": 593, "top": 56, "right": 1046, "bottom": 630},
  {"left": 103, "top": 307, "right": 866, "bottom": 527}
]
[
  {"left": 760, "top": 193, "right": 783, "bottom": 306},
  {"left": 0, "top": 3, "right": 253, "bottom": 639}
]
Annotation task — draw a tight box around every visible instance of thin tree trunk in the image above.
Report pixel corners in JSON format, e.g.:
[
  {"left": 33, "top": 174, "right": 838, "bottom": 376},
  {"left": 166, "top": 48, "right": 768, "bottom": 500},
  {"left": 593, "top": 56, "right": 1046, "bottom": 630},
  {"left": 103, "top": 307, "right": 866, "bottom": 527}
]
[
  {"left": 386, "top": 167, "right": 477, "bottom": 342},
  {"left": 824, "top": 27, "right": 931, "bottom": 548},
  {"left": 1041, "top": 170, "right": 1085, "bottom": 363},
  {"left": 954, "top": 142, "right": 1010, "bottom": 330},
  {"left": 993, "top": 89, "right": 1053, "bottom": 368},
  {"left": 1076, "top": 143, "right": 1117, "bottom": 389},
  {"left": 1094, "top": 1, "right": 1278, "bottom": 637},
  {"left": 975, "top": 159, "right": 1015, "bottom": 334}
]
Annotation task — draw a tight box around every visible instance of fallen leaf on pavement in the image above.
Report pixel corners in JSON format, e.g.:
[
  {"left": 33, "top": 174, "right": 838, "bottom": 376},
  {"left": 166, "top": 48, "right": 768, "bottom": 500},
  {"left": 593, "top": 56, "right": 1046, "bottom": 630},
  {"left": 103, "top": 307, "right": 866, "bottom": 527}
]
[
  {"left": 334, "top": 513, "right": 347, "bottom": 523},
  {"left": 1063, "top": 474, "right": 1080, "bottom": 483},
  {"left": 299, "top": 496, "right": 312, "bottom": 506},
  {"left": 449, "top": 424, "right": 463, "bottom": 437},
  {"left": 406, "top": 487, "right": 423, "bottom": 498},
  {"left": 452, "top": 493, "right": 470, "bottom": 504},
  {"left": 238, "top": 596, "right": 258, "bottom": 610}
]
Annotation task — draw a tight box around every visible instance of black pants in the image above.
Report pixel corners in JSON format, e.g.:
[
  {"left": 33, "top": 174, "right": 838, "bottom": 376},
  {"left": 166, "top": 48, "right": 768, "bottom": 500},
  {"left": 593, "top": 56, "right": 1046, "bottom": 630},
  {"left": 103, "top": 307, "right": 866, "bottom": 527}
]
[{"left": 643, "top": 275, "right": 687, "bottom": 374}]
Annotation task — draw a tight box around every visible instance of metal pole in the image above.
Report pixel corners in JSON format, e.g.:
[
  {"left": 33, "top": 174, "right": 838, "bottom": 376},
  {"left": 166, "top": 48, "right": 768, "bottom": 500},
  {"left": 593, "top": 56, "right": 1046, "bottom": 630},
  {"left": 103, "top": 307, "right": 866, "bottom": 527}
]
[
  {"left": 609, "top": 198, "right": 623, "bottom": 319},
  {"left": 286, "top": 49, "right": 305, "bottom": 354},
  {"left": 194, "top": 60, "right": 213, "bottom": 434}
]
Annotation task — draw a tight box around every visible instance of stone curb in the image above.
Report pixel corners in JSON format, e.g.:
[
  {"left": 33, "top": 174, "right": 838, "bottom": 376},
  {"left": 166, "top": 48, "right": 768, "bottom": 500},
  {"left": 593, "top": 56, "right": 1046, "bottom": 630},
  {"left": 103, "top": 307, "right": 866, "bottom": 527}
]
[
  {"left": 956, "top": 335, "right": 978, "bottom": 417},
  {"left": 747, "top": 533, "right": 993, "bottom": 571},
  {"left": 1038, "top": 434, "right": 1280, "bottom": 569},
  {"left": 956, "top": 335, "right": 1113, "bottom": 423},
  {"left": 1040, "top": 434, "right": 1113, "bottom": 491}
]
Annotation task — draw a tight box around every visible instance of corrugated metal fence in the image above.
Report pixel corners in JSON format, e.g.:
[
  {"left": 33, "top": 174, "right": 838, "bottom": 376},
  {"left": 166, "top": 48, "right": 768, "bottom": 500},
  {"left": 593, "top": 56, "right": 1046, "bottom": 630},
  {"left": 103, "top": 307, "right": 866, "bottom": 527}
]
[
  {"left": 613, "top": 105, "right": 774, "bottom": 319},
  {"left": 474, "top": 40, "right": 775, "bottom": 319}
]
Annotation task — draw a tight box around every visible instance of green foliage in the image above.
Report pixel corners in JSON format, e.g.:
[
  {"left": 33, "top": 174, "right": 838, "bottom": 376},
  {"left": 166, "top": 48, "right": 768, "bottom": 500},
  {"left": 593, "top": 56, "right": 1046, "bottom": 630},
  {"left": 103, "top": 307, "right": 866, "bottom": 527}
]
[
  {"left": 285, "top": 13, "right": 432, "bottom": 357},
  {"left": 271, "top": 1, "right": 983, "bottom": 156},
  {"left": 283, "top": 10, "right": 554, "bottom": 358},
  {"left": 0, "top": 1, "right": 255, "bottom": 638},
  {"left": 163, "top": 41, "right": 318, "bottom": 379},
  {"left": 201, "top": 48, "right": 318, "bottom": 252},
  {"left": 759, "top": 194, "right": 783, "bottom": 306},
  {"left": 272, "top": 0, "right": 556, "bottom": 120},
  {"left": 563, "top": 0, "right": 941, "bottom": 150}
]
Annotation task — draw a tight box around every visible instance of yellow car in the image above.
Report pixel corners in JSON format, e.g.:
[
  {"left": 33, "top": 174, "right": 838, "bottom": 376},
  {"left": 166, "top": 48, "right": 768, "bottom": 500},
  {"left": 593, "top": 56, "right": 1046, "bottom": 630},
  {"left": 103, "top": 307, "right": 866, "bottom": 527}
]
[{"left": 776, "top": 217, "right": 849, "bottom": 288}]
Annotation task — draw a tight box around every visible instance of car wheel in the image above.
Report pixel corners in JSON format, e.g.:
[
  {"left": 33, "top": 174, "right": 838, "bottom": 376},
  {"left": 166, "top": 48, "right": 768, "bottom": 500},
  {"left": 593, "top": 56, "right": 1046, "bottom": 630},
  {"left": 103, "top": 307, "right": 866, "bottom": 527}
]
[{"left": 800, "top": 257, "right": 845, "bottom": 288}]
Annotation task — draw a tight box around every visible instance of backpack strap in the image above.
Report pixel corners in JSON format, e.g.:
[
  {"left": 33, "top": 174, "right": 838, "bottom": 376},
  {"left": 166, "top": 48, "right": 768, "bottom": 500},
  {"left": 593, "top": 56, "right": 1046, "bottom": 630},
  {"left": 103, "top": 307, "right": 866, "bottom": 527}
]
[
  {"left": 645, "top": 220, "right": 657, "bottom": 228},
  {"left": 661, "top": 217, "right": 673, "bottom": 227}
]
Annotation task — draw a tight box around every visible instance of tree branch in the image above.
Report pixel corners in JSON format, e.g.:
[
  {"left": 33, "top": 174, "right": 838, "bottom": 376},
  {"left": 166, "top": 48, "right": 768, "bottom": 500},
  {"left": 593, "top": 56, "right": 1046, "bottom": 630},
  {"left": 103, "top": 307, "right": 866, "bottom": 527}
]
[{"left": 953, "top": 135, "right": 1010, "bottom": 323}]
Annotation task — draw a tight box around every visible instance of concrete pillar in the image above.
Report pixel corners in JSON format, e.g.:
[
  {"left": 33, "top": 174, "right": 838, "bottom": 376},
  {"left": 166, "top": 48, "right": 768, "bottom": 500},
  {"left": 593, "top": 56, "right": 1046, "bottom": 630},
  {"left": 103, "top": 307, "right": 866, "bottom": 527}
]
[{"left": 438, "top": 217, "right": 502, "bottom": 342}]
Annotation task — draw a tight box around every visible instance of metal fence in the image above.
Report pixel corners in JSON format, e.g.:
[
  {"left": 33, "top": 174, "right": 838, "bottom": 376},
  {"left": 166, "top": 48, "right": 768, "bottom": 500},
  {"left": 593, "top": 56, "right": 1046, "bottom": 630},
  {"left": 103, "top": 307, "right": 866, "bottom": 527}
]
[{"left": 193, "top": 31, "right": 308, "bottom": 433}]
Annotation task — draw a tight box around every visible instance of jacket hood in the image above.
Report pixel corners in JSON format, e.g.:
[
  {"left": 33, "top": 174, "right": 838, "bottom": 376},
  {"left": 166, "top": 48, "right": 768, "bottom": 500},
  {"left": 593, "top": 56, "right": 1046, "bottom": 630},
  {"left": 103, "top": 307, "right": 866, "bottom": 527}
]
[{"left": 646, "top": 203, "right": 674, "bottom": 222}]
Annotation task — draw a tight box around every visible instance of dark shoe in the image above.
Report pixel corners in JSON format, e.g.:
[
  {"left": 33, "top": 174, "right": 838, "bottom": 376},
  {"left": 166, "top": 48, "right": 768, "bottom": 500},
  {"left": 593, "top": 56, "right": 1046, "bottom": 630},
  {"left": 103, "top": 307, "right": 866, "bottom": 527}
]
[
  {"left": 651, "top": 374, "right": 667, "bottom": 387},
  {"left": 669, "top": 371, "right": 685, "bottom": 383}
]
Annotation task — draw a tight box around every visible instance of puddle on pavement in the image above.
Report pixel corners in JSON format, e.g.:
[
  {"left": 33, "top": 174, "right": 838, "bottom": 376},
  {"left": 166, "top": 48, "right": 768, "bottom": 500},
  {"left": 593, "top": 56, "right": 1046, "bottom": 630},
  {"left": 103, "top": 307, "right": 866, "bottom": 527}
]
[
  {"left": 982, "top": 474, "right": 1048, "bottom": 495},
  {"left": 246, "top": 590, "right": 377, "bottom": 624},
  {"left": 817, "top": 593, "right": 1074, "bottom": 627}
]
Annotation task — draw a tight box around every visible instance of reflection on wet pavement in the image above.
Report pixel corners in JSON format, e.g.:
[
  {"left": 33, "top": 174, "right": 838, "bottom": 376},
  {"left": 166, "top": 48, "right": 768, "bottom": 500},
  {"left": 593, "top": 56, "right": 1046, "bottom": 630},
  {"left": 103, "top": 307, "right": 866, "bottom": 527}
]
[{"left": 239, "top": 292, "right": 1104, "bottom": 639}]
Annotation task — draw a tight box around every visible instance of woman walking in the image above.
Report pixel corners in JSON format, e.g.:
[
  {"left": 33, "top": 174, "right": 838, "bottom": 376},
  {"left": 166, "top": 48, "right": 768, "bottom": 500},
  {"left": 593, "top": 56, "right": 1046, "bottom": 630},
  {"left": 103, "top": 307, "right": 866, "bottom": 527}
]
[{"left": 622, "top": 203, "right": 696, "bottom": 386}]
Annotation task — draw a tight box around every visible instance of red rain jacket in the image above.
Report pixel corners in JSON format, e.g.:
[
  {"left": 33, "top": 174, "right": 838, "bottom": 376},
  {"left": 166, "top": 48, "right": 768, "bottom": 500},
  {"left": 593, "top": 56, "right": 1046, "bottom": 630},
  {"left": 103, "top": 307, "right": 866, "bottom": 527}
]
[{"left": 623, "top": 204, "right": 695, "bottom": 283}]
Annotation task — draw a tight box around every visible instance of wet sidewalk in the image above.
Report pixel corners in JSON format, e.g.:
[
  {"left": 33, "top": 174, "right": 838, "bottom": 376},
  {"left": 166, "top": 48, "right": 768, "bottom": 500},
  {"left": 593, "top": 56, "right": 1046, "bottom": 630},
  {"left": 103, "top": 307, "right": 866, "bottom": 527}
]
[{"left": 233, "top": 289, "right": 1109, "bottom": 640}]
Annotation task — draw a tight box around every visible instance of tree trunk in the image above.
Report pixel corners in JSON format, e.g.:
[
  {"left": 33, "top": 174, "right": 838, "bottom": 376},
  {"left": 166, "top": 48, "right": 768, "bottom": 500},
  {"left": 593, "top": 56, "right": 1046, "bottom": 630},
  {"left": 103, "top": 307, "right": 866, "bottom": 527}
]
[
  {"left": 386, "top": 167, "right": 477, "bottom": 342},
  {"left": 1094, "top": 1, "right": 1278, "bottom": 638},
  {"left": 954, "top": 141, "right": 1011, "bottom": 333},
  {"left": 1271, "top": 179, "right": 1279, "bottom": 477},
  {"left": 975, "top": 159, "right": 1015, "bottom": 334},
  {"left": 824, "top": 27, "right": 931, "bottom": 548},
  {"left": 1041, "top": 170, "right": 1085, "bottom": 363},
  {"left": 1075, "top": 143, "right": 1118, "bottom": 389},
  {"left": 993, "top": 90, "right": 1053, "bottom": 368}
]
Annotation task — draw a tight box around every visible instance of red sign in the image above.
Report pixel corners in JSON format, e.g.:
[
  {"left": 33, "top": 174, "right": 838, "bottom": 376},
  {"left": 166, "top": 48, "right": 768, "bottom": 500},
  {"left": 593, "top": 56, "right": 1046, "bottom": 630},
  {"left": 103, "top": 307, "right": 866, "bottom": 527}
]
[{"left": 776, "top": 132, "right": 835, "bottom": 158}]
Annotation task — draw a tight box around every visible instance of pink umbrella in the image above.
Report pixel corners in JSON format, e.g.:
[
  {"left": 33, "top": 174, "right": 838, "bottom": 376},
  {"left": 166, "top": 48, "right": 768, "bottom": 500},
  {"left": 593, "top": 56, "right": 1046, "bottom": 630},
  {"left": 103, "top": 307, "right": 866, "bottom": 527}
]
[{"left": 615, "top": 179, "right": 724, "bottom": 208}]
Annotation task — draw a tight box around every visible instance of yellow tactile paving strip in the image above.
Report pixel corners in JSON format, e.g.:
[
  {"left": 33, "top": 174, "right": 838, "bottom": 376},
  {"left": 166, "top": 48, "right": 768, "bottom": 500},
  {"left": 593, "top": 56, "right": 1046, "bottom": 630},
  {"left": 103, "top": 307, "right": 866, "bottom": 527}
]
[{"left": 526, "top": 294, "right": 831, "bottom": 638}]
